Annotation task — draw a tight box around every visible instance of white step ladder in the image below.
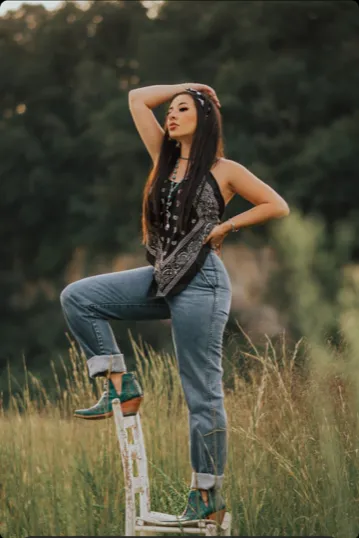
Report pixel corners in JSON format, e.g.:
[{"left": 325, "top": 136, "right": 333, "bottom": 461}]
[{"left": 112, "top": 398, "right": 232, "bottom": 536}]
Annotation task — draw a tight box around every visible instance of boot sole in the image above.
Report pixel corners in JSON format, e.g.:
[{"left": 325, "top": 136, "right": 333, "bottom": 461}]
[
  {"left": 73, "top": 395, "right": 143, "bottom": 420},
  {"left": 163, "top": 508, "right": 226, "bottom": 527}
]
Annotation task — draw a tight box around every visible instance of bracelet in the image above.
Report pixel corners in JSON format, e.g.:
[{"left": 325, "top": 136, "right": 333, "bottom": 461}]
[{"left": 229, "top": 219, "right": 238, "bottom": 232}]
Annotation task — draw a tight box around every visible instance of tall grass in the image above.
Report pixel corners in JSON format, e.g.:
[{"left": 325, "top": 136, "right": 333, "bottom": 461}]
[{"left": 2, "top": 211, "right": 359, "bottom": 537}]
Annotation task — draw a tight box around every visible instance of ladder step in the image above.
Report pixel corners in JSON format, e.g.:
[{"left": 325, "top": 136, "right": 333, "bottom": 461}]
[
  {"left": 137, "top": 512, "right": 211, "bottom": 527},
  {"left": 134, "top": 524, "right": 208, "bottom": 535}
]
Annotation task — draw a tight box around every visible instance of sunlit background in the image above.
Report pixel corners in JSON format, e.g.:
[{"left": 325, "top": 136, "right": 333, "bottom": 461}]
[
  {"left": 0, "top": 0, "right": 163, "bottom": 17},
  {"left": 0, "top": 0, "right": 75, "bottom": 15}
]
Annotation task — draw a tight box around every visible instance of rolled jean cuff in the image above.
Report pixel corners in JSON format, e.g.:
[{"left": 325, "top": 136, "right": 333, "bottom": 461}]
[
  {"left": 87, "top": 354, "right": 127, "bottom": 379},
  {"left": 190, "top": 472, "right": 224, "bottom": 490}
]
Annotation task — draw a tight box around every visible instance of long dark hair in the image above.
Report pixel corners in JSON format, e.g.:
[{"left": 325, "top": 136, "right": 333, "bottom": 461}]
[{"left": 141, "top": 90, "right": 225, "bottom": 246}]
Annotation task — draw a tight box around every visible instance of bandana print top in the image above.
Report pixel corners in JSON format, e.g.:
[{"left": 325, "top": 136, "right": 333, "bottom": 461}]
[{"left": 145, "top": 164, "right": 225, "bottom": 298}]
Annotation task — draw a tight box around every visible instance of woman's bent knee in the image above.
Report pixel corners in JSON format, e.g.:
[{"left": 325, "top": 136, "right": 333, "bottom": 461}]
[{"left": 60, "top": 280, "right": 85, "bottom": 309}]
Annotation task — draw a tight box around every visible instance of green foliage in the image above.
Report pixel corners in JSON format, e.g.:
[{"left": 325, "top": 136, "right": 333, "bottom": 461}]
[{"left": 267, "top": 210, "right": 355, "bottom": 345}]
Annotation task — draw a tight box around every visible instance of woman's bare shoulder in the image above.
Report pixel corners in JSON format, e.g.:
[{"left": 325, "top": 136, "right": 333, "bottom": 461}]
[
  {"left": 214, "top": 157, "right": 248, "bottom": 190},
  {"left": 212, "top": 157, "right": 240, "bottom": 186}
]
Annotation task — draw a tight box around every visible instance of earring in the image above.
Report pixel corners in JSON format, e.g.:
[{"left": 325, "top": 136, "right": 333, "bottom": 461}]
[{"left": 176, "top": 141, "right": 180, "bottom": 148}]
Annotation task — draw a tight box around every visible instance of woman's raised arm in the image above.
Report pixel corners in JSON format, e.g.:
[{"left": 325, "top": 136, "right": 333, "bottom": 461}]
[{"left": 128, "top": 84, "right": 188, "bottom": 164}]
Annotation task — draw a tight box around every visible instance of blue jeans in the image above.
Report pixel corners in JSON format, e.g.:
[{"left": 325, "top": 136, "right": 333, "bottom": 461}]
[{"left": 60, "top": 249, "right": 232, "bottom": 490}]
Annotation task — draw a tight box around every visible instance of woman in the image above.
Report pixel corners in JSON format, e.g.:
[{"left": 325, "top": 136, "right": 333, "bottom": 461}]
[{"left": 60, "top": 83, "right": 289, "bottom": 524}]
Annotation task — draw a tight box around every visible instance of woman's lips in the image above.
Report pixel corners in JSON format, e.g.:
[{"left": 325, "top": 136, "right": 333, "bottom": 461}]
[{"left": 169, "top": 124, "right": 178, "bottom": 130}]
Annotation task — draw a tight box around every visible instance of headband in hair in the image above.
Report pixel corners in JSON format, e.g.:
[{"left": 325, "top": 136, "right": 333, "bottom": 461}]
[{"left": 185, "top": 87, "right": 212, "bottom": 118}]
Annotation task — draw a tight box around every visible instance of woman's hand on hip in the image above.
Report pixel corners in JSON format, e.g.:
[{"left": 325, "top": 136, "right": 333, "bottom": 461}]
[{"left": 203, "top": 223, "right": 229, "bottom": 256}]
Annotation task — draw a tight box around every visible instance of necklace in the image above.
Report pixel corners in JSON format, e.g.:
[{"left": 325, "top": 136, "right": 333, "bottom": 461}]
[{"left": 164, "top": 158, "right": 187, "bottom": 231}]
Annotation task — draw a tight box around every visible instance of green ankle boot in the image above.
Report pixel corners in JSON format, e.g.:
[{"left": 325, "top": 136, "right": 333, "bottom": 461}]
[
  {"left": 165, "top": 487, "right": 226, "bottom": 526},
  {"left": 74, "top": 372, "right": 143, "bottom": 420}
]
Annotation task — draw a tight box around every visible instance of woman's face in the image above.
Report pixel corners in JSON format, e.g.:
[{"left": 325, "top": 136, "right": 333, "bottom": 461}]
[{"left": 166, "top": 94, "right": 197, "bottom": 140}]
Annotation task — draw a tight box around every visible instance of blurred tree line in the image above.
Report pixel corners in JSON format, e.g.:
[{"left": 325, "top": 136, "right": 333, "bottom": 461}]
[{"left": 0, "top": 0, "right": 358, "bottom": 404}]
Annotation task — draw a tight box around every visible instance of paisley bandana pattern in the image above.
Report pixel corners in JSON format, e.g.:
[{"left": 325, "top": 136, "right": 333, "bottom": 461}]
[{"left": 145, "top": 170, "right": 225, "bottom": 297}]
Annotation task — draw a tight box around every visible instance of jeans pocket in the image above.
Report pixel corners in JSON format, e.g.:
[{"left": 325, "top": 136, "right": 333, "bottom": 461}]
[{"left": 199, "top": 267, "right": 217, "bottom": 290}]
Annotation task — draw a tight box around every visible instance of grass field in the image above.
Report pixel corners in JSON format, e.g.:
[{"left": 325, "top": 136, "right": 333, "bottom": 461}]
[{"left": 1, "top": 326, "right": 359, "bottom": 538}]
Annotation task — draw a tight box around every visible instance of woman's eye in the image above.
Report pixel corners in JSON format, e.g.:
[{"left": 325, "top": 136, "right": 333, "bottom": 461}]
[{"left": 166, "top": 107, "right": 188, "bottom": 116}]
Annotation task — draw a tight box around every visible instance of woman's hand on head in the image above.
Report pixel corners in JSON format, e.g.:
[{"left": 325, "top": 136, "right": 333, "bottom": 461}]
[{"left": 183, "top": 83, "right": 221, "bottom": 108}]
